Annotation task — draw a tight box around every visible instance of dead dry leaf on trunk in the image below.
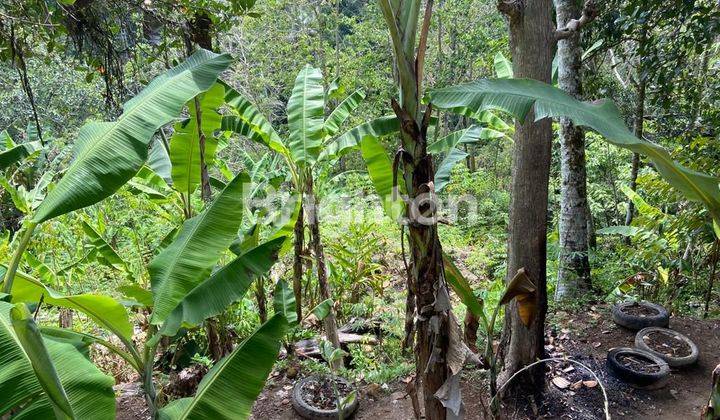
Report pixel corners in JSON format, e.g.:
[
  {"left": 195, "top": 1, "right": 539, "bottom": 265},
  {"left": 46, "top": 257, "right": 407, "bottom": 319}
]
[{"left": 500, "top": 268, "right": 537, "bottom": 326}]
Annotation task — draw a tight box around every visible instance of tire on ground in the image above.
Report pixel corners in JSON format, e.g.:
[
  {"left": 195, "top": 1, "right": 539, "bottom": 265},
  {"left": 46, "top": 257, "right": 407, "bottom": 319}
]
[
  {"left": 606, "top": 347, "right": 670, "bottom": 387},
  {"left": 611, "top": 301, "right": 669, "bottom": 330},
  {"left": 634, "top": 327, "right": 699, "bottom": 367},
  {"left": 291, "top": 375, "right": 359, "bottom": 420}
]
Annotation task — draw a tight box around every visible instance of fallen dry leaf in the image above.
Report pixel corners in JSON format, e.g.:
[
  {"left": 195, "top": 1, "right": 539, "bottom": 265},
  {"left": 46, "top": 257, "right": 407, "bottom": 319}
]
[
  {"left": 571, "top": 380, "right": 583, "bottom": 390},
  {"left": 562, "top": 366, "right": 575, "bottom": 373},
  {"left": 552, "top": 376, "right": 572, "bottom": 389},
  {"left": 583, "top": 380, "right": 598, "bottom": 388}
]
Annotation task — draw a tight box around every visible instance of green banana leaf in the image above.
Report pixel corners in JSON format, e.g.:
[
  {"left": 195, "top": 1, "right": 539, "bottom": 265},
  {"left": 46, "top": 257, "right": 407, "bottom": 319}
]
[
  {"left": 2, "top": 267, "right": 133, "bottom": 342},
  {"left": 118, "top": 284, "right": 154, "bottom": 309},
  {"left": 307, "top": 298, "right": 333, "bottom": 322},
  {"left": 0, "top": 141, "right": 43, "bottom": 171},
  {"left": 273, "top": 279, "right": 297, "bottom": 325},
  {"left": 150, "top": 172, "right": 247, "bottom": 324},
  {"left": 158, "top": 314, "right": 288, "bottom": 420},
  {"left": 620, "top": 185, "right": 666, "bottom": 220},
  {"left": 1, "top": 302, "right": 72, "bottom": 418},
  {"left": 493, "top": 52, "right": 513, "bottom": 79},
  {"left": 442, "top": 253, "right": 484, "bottom": 319},
  {"left": 170, "top": 83, "right": 225, "bottom": 196},
  {"left": 16, "top": 332, "right": 115, "bottom": 419},
  {"left": 159, "top": 237, "right": 285, "bottom": 336},
  {"left": 434, "top": 148, "right": 469, "bottom": 192},
  {"left": 148, "top": 137, "right": 172, "bottom": 184},
  {"left": 81, "top": 220, "right": 130, "bottom": 273},
  {"left": 220, "top": 81, "right": 287, "bottom": 155},
  {"left": 359, "top": 135, "right": 404, "bottom": 221},
  {"left": 324, "top": 89, "right": 366, "bottom": 136},
  {"left": 286, "top": 65, "right": 325, "bottom": 167},
  {"left": 32, "top": 49, "right": 232, "bottom": 223},
  {"left": 427, "top": 125, "right": 505, "bottom": 154},
  {"left": 428, "top": 78, "right": 720, "bottom": 223},
  {"left": 321, "top": 115, "right": 399, "bottom": 159}
]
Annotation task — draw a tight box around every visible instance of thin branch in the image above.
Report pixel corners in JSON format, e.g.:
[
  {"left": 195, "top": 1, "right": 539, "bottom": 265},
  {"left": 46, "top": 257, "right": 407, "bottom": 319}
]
[{"left": 555, "top": 0, "right": 598, "bottom": 40}]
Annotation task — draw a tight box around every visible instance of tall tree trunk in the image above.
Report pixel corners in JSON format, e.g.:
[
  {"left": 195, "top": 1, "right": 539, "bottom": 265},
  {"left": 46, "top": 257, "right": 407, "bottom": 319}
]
[
  {"left": 624, "top": 30, "right": 647, "bottom": 229},
  {"left": 497, "top": 0, "right": 554, "bottom": 392},
  {"left": 292, "top": 201, "right": 304, "bottom": 322},
  {"left": 305, "top": 178, "right": 342, "bottom": 368},
  {"left": 554, "top": 0, "right": 591, "bottom": 300}
]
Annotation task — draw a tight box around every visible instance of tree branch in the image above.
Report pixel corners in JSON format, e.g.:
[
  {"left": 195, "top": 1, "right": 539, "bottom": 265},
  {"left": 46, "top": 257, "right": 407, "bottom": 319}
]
[
  {"left": 497, "top": 0, "right": 524, "bottom": 21},
  {"left": 555, "top": 0, "right": 598, "bottom": 40}
]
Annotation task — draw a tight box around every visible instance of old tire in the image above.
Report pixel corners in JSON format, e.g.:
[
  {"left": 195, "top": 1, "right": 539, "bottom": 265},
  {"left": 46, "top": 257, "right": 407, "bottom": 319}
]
[
  {"left": 607, "top": 347, "right": 670, "bottom": 387},
  {"left": 611, "top": 301, "right": 669, "bottom": 330},
  {"left": 635, "top": 327, "right": 699, "bottom": 367},
  {"left": 291, "top": 375, "right": 359, "bottom": 420}
]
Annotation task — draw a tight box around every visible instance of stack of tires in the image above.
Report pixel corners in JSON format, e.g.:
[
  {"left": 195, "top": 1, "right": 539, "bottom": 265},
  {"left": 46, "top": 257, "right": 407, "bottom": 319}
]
[{"left": 607, "top": 301, "right": 699, "bottom": 388}]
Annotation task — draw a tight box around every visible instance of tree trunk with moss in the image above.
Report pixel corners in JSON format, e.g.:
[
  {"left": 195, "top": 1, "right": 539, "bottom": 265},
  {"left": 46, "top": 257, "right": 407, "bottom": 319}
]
[{"left": 555, "top": 0, "right": 591, "bottom": 300}]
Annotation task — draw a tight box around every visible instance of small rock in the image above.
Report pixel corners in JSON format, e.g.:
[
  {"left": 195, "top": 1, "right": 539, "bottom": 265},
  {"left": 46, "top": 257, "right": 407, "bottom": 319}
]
[
  {"left": 365, "top": 383, "right": 382, "bottom": 398},
  {"left": 281, "top": 398, "right": 290, "bottom": 405},
  {"left": 562, "top": 366, "right": 575, "bottom": 373},
  {"left": 286, "top": 366, "right": 298, "bottom": 379},
  {"left": 592, "top": 342, "right": 602, "bottom": 348}
]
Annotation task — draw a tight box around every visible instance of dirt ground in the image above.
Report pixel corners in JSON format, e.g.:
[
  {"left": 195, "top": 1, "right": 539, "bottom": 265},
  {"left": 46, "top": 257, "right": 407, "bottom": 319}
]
[
  {"left": 115, "top": 303, "right": 719, "bottom": 419},
  {"left": 250, "top": 304, "right": 719, "bottom": 420}
]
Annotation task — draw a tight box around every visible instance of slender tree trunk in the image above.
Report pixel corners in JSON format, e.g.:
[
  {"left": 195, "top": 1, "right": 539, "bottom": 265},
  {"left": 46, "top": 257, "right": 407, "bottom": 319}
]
[
  {"left": 256, "top": 276, "right": 267, "bottom": 323},
  {"left": 305, "top": 178, "right": 342, "bottom": 368},
  {"left": 704, "top": 240, "right": 719, "bottom": 319},
  {"left": 497, "top": 0, "right": 554, "bottom": 392},
  {"left": 59, "top": 309, "right": 73, "bottom": 329},
  {"left": 292, "top": 201, "right": 304, "bottom": 322},
  {"left": 624, "top": 31, "right": 647, "bottom": 229},
  {"left": 463, "top": 311, "right": 480, "bottom": 352},
  {"left": 554, "top": 0, "right": 591, "bottom": 300}
]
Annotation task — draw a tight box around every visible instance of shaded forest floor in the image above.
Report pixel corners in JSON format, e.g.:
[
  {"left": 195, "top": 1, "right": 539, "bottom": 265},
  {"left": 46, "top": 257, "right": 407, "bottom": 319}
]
[
  {"left": 248, "top": 305, "right": 719, "bottom": 420},
  {"left": 113, "top": 303, "right": 719, "bottom": 419}
]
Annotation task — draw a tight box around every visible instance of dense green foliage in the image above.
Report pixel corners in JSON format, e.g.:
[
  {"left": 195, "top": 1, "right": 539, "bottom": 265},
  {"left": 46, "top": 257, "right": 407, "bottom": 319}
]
[{"left": 1, "top": 0, "right": 718, "bottom": 418}]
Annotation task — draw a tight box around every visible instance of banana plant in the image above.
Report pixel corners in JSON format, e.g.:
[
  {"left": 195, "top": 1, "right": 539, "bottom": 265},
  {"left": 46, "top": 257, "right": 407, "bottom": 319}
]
[
  {"left": 220, "top": 65, "right": 400, "bottom": 360},
  {"left": 0, "top": 50, "right": 298, "bottom": 419},
  {"left": 427, "top": 78, "right": 720, "bottom": 227}
]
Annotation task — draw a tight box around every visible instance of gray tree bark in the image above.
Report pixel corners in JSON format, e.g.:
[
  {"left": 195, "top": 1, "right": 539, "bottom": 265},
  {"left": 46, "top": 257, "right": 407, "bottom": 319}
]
[
  {"left": 554, "top": 0, "right": 591, "bottom": 300},
  {"left": 497, "top": 0, "right": 554, "bottom": 391}
]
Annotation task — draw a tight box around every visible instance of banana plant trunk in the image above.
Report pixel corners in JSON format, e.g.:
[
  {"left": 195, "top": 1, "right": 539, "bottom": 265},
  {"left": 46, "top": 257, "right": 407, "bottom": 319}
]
[
  {"left": 497, "top": 0, "right": 554, "bottom": 393},
  {"left": 554, "top": 0, "right": 591, "bottom": 300},
  {"left": 395, "top": 100, "right": 451, "bottom": 420},
  {"left": 292, "top": 201, "right": 304, "bottom": 322},
  {"left": 305, "top": 177, "right": 342, "bottom": 368}
]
